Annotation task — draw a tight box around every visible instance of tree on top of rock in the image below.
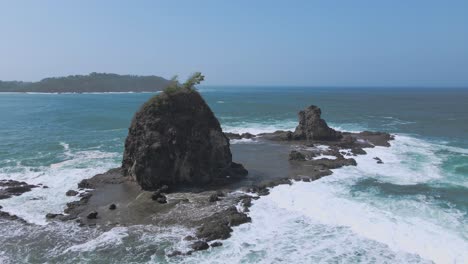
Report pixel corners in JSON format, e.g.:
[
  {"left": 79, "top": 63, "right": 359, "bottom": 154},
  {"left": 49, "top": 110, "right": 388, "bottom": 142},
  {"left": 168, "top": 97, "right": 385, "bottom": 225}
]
[{"left": 164, "top": 72, "right": 205, "bottom": 94}]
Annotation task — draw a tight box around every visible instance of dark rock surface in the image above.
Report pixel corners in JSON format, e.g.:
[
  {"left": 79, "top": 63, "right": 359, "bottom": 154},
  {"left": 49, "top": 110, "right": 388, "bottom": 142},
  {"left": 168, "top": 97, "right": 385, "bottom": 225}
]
[
  {"left": 0, "top": 180, "right": 38, "bottom": 200},
  {"left": 196, "top": 206, "right": 251, "bottom": 241},
  {"left": 121, "top": 89, "right": 248, "bottom": 190},
  {"left": 208, "top": 193, "right": 220, "bottom": 202},
  {"left": 0, "top": 210, "right": 28, "bottom": 224},
  {"left": 191, "top": 241, "right": 209, "bottom": 251},
  {"left": 292, "top": 105, "right": 342, "bottom": 141},
  {"left": 109, "top": 204, "right": 117, "bottom": 210},
  {"left": 224, "top": 132, "right": 256, "bottom": 140},
  {"left": 289, "top": 150, "right": 306, "bottom": 161},
  {"left": 374, "top": 157, "right": 384, "bottom": 164},
  {"left": 87, "top": 211, "right": 98, "bottom": 219},
  {"left": 210, "top": 241, "right": 223, "bottom": 247},
  {"left": 65, "top": 190, "right": 78, "bottom": 196}
]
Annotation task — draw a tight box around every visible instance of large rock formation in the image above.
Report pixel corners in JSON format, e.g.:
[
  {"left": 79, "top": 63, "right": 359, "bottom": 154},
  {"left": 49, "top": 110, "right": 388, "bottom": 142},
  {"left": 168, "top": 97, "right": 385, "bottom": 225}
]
[
  {"left": 292, "top": 105, "right": 342, "bottom": 141},
  {"left": 122, "top": 88, "right": 247, "bottom": 190}
]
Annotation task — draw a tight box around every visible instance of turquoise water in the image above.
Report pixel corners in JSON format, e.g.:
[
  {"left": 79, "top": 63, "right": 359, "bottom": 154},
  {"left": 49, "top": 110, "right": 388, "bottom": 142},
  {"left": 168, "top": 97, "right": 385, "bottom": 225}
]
[{"left": 0, "top": 87, "right": 467, "bottom": 263}]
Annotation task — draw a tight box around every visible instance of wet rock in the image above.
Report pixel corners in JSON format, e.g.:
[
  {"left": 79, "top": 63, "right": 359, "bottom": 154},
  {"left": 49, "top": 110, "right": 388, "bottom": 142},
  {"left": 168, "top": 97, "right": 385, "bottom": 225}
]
[
  {"left": 289, "top": 150, "right": 306, "bottom": 161},
  {"left": 259, "top": 130, "right": 293, "bottom": 141},
  {"left": 121, "top": 88, "right": 248, "bottom": 190},
  {"left": 151, "top": 191, "right": 162, "bottom": 201},
  {"left": 196, "top": 219, "right": 232, "bottom": 241},
  {"left": 242, "top": 197, "right": 252, "bottom": 208},
  {"left": 208, "top": 193, "right": 219, "bottom": 203},
  {"left": 0, "top": 210, "right": 27, "bottom": 223},
  {"left": 156, "top": 196, "right": 167, "bottom": 204},
  {"left": 45, "top": 213, "right": 63, "bottom": 219},
  {"left": 65, "top": 190, "right": 78, "bottom": 196},
  {"left": 210, "top": 241, "right": 223, "bottom": 247},
  {"left": 0, "top": 180, "right": 38, "bottom": 200},
  {"left": 224, "top": 132, "right": 256, "bottom": 140},
  {"left": 292, "top": 105, "right": 342, "bottom": 141},
  {"left": 78, "top": 179, "right": 93, "bottom": 189},
  {"left": 0, "top": 205, "right": 2, "bottom": 209},
  {"left": 216, "top": 190, "right": 225, "bottom": 197},
  {"left": 191, "top": 241, "right": 209, "bottom": 251},
  {"left": 42, "top": 186, "right": 49, "bottom": 188},
  {"left": 109, "top": 204, "right": 117, "bottom": 210},
  {"left": 374, "top": 157, "right": 384, "bottom": 164},
  {"left": 87, "top": 211, "right": 98, "bottom": 219},
  {"left": 351, "top": 147, "right": 367, "bottom": 155}
]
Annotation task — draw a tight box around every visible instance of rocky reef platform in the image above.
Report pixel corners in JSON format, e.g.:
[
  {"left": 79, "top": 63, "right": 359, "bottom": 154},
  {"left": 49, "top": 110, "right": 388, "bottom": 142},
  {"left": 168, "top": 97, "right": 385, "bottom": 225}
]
[{"left": 0, "top": 81, "right": 393, "bottom": 256}]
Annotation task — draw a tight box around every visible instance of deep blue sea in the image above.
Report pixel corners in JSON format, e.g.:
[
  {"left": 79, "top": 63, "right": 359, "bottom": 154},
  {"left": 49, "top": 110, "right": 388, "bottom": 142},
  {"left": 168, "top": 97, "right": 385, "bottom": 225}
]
[{"left": 0, "top": 87, "right": 467, "bottom": 263}]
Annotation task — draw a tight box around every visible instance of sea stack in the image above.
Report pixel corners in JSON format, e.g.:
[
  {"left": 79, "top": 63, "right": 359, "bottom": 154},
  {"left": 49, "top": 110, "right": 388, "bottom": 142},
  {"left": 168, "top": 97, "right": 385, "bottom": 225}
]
[
  {"left": 121, "top": 80, "right": 247, "bottom": 190},
  {"left": 292, "top": 105, "right": 342, "bottom": 141}
]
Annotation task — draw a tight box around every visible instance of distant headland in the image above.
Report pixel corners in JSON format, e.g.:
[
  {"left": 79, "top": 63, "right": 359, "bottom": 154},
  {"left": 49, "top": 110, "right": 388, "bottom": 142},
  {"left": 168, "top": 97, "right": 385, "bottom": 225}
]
[{"left": 0, "top": 73, "right": 171, "bottom": 93}]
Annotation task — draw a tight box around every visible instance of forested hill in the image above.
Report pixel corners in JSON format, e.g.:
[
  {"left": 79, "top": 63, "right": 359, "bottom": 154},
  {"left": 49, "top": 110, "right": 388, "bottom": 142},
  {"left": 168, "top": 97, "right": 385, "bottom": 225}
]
[{"left": 0, "top": 73, "right": 171, "bottom": 93}]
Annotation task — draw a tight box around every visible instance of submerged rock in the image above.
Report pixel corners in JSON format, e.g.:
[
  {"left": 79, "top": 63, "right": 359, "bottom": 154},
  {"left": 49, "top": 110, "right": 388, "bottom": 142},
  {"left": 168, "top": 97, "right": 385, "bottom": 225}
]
[
  {"left": 109, "top": 204, "right": 117, "bottom": 210},
  {"left": 121, "top": 88, "right": 247, "bottom": 190},
  {"left": 292, "top": 105, "right": 342, "bottom": 141}
]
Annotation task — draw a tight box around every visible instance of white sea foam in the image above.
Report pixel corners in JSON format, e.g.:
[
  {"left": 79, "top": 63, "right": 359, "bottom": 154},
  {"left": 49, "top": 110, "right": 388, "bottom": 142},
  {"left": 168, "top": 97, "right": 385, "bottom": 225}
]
[
  {"left": 312, "top": 155, "right": 337, "bottom": 160},
  {"left": 64, "top": 227, "right": 129, "bottom": 253},
  {"left": 0, "top": 144, "right": 119, "bottom": 225},
  {"left": 230, "top": 138, "right": 257, "bottom": 144},
  {"left": 177, "top": 134, "right": 467, "bottom": 264},
  {"left": 222, "top": 120, "right": 297, "bottom": 135}
]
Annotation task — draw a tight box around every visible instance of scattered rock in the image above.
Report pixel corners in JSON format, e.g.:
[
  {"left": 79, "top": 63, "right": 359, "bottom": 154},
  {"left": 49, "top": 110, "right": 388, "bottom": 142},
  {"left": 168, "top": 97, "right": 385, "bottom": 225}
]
[
  {"left": 191, "top": 241, "right": 209, "bottom": 251},
  {"left": 210, "top": 241, "right": 223, "bottom": 247},
  {"left": 45, "top": 213, "right": 63, "bottom": 219},
  {"left": 0, "top": 180, "right": 38, "bottom": 200},
  {"left": 77, "top": 179, "right": 93, "bottom": 189},
  {"left": 0, "top": 210, "right": 27, "bottom": 224},
  {"left": 351, "top": 147, "right": 367, "bottom": 155},
  {"left": 374, "top": 157, "right": 384, "bottom": 164},
  {"left": 65, "top": 190, "right": 78, "bottom": 196},
  {"left": 196, "top": 206, "right": 251, "bottom": 241},
  {"left": 121, "top": 88, "right": 248, "bottom": 190},
  {"left": 156, "top": 196, "right": 167, "bottom": 204},
  {"left": 109, "top": 204, "right": 117, "bottom": 210},
  {"left": 42, "top": 186, "right": 49, "bottom": 188},
  {"left": 208, "top": 193, "right": 219, "bottom": 203},
  {"left": 87, "top": 211, "right": 98, "bottom": 219}
]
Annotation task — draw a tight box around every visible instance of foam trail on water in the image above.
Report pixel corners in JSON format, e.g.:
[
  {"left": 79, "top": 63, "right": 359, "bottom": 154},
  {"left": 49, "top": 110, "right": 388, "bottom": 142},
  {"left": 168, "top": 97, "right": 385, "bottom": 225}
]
[
  {"left": 176, "top": 134, "right": 467, "bottom": 264},
  {"left": 222, "top": 120, "right": 297, "bottom": 135},
  {"left": 0, "top": 143, "right": 119, "bottom": 225}
]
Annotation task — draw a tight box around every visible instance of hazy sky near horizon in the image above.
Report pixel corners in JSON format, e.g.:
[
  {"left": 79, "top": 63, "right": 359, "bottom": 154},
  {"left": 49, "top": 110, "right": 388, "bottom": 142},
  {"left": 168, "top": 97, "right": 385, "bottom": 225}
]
[{"left": 1, "top": 0, "right": 467, "bottom": 86}]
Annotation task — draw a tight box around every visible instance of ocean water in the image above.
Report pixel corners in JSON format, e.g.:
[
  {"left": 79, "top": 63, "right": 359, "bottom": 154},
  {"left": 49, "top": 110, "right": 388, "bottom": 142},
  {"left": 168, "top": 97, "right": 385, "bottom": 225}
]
[{"left": 0, "top": 87, "right": 467, "bottom": 263}]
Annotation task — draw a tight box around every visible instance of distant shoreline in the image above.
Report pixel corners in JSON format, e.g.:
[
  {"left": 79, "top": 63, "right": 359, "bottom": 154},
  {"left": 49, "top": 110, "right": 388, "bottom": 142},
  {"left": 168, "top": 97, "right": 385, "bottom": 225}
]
[{"left": 0, "top": 72, "right": 170, "bottom": 93}]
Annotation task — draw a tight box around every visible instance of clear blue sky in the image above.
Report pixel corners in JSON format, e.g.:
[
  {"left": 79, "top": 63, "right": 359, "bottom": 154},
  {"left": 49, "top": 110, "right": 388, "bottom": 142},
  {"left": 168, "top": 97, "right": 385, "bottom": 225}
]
[{"left": 1, "top": 0, "right": 467, "bottom": 87}]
